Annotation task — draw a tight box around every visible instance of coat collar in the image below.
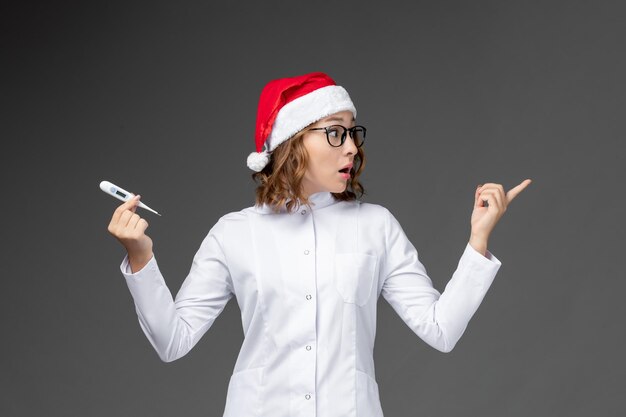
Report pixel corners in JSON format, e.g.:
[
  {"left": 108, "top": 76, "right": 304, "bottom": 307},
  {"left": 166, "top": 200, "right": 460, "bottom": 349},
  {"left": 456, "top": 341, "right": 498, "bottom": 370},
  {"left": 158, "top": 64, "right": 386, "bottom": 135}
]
[{"left": 253, "top": 191, "right": 337, "bottom": 215}]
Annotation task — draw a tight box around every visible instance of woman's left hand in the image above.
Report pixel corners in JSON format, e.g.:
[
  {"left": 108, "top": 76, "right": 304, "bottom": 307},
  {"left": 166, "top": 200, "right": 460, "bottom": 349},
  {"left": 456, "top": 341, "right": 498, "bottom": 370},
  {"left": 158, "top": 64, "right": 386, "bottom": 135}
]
[{"left": 470, "top": 179, "right": 533, "bottom": 241}]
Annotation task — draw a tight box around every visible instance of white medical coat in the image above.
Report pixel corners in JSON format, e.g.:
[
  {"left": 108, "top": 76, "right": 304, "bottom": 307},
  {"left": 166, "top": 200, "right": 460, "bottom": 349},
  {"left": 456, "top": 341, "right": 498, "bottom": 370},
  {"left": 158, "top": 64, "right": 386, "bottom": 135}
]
[{"left": 120, "top": 190, "right": 502, "bottom": 417}]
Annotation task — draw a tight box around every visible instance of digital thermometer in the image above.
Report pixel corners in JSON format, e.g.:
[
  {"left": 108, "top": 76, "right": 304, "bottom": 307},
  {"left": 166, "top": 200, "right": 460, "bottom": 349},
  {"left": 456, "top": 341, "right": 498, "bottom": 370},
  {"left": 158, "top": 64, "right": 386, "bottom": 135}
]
[{"left": 99, "top": 180, "right": 161, "bottom": 216}]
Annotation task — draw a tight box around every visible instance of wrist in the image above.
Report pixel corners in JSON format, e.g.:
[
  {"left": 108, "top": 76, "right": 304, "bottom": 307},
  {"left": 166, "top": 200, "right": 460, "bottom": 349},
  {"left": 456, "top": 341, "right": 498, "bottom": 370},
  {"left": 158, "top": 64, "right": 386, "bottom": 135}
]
[
  {"left": 470, "top": 229, "right": 489, "bottom": 240},
  {"left": 128, "top": 250, "right": 153, "bottom": 273},
  {"left": 468, "top": 234, "right": 488, "bottom": 257}
]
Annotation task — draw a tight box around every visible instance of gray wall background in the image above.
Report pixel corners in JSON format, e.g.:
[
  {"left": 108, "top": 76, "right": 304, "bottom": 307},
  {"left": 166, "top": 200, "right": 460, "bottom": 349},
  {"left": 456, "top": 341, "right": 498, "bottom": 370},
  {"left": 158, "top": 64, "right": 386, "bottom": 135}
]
[{"left": 2, "top": 1, "right": 624, "bottom": 416}]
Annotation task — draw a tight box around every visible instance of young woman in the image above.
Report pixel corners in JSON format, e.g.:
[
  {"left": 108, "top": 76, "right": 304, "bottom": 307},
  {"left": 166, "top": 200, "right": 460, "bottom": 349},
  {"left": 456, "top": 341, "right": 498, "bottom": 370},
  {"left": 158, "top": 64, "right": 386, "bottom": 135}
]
[{"left": 107, "top": 72, "right": 531, "bottom": 417}]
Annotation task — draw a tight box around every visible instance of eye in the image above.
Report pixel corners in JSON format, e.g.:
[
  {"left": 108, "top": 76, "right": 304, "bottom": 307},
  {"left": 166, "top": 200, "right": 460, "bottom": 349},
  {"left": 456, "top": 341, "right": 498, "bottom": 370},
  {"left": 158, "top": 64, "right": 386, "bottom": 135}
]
[{"left": 327, "top": 127, "right": 340, "bottom": 138}]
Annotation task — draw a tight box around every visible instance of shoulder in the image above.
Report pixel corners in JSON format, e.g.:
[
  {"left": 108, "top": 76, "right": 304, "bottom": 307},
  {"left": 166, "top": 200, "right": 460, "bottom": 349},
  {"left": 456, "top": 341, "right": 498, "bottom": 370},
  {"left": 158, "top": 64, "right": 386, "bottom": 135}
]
[
  {"left": 198, "top": 209, "right": 253, "bottom": 256},
  {"left": 204, "top": 208, "right": 252, "bottom": 238},
  {"left": 356, "top": 200, "right": 393, "bottom": 221},
  {"left": 356, "top": 200, "right": 407, "bottom": 236},
  {"left": 353, "top": 200, "right": 396, "bottom": 235},
  {"left": 217, "top": 208, "right": 252, "bottom": 223}
]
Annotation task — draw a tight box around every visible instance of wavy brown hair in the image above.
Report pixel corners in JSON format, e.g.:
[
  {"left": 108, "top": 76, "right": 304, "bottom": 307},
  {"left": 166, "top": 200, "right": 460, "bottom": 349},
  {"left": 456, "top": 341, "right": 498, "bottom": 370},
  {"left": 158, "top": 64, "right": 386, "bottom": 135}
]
[{"left": 251, "top": 130, "right": 366, "bottom": 214}]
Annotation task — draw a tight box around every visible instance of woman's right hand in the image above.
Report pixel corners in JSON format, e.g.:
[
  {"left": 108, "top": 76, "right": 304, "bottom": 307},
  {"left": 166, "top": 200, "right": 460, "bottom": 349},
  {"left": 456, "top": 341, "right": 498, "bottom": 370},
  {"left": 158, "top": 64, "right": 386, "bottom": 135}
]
[{"left": 107, "top": 194, "right": 154, "bottom": 273}]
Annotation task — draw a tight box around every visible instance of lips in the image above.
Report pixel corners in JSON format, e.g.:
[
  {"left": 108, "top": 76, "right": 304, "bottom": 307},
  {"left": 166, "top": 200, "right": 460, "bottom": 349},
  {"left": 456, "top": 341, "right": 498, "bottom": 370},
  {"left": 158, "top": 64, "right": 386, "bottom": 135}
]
[{"left": 338, "top": 163, "right": 353, "bottom": 173}]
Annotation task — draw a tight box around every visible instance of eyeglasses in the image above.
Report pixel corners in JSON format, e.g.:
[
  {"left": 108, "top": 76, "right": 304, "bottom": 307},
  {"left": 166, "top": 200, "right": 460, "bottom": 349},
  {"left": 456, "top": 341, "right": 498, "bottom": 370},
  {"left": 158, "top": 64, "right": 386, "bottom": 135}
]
[{"left": 307, "top": 125, "right": 366, "bottom": 148}]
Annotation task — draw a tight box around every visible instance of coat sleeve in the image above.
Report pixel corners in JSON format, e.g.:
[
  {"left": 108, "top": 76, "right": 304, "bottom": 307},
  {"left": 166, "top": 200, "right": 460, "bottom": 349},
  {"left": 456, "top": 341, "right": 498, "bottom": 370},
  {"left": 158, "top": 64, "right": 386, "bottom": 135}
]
[
  {"left": 120, "top": 217, "right": 234, "bottom": 362},
  {"left": 380, "top": 208, "right": 502, "bottom": 352}
]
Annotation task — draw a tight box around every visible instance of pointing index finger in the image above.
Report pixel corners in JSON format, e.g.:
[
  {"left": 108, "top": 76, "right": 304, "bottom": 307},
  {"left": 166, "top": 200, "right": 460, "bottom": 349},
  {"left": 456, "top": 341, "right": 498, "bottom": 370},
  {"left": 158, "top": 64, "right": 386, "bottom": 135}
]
[{"left": 506, "top": 179, "right": 532, "bottom": 203}]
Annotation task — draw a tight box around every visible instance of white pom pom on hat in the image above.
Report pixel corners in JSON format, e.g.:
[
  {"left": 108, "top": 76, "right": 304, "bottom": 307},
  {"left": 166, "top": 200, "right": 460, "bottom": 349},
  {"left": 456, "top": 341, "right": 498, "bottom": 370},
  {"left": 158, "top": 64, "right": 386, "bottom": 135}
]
[
  {"left": 247, "top": 149, "right": 270, "bottom": 172},
  {"left": 247, "top": 72, "right": 357, "bottom": 172}
]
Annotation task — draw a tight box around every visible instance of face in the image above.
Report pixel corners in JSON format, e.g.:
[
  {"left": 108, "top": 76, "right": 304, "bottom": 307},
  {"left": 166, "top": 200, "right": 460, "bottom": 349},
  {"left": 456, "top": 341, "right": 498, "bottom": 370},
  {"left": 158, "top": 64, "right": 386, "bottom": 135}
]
[{"left": 300, "top": 110, "right": 358, "bottom": 197}]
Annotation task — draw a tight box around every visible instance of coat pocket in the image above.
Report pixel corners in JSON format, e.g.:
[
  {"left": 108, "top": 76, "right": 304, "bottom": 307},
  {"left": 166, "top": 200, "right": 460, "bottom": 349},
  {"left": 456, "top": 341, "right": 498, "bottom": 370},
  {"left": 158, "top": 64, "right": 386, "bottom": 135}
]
[
  {"left": 223, "top": 367, "right": 263, "bottom": 417},
  {"left": 333, "top": 253, "right": 378, "bottom": 306}
]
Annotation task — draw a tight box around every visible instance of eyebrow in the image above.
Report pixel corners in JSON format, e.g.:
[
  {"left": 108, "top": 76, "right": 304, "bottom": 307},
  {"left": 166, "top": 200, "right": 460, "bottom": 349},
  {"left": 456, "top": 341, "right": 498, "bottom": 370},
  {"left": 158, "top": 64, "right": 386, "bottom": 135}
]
[{"left": 321, "top": 116, "right": 356, "bottom": 123}]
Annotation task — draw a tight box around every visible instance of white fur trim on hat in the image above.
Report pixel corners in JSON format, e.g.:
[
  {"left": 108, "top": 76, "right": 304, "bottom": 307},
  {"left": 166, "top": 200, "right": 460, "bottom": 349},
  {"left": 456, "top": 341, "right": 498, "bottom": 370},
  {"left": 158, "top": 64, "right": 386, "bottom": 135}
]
[{"left": 266, "top": 85, "right": 357, "bottom": 152}]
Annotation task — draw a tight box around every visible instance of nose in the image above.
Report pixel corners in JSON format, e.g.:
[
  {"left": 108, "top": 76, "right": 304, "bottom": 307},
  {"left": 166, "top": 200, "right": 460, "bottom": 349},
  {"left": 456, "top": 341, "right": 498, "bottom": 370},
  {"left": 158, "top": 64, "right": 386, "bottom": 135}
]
[{"left": 343, "top": 133, "right": 358, "bottom": 155}]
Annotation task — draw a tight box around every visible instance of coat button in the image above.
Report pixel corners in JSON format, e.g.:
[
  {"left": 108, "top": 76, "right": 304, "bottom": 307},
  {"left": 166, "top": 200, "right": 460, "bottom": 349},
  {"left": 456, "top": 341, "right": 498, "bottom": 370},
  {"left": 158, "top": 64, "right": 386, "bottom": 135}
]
[
  {"left": 301, "top": 210, "right": 306, "bottom": 215},
  {"left": 305, "top": 394, "right": 311, "bottom": 400},
  {"left": 306, "top": 294, "right": 312, "bottom": 300},
  {"left": 304, "top": 250, "right": 310, "bottom": 255},
  {"left": 306, "top": 345, "right": 312, "bottom": 351}
]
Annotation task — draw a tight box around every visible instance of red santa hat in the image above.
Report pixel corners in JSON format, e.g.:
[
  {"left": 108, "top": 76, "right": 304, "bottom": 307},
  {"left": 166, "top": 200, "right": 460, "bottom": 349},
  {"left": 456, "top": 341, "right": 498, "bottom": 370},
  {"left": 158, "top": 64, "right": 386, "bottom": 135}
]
[{"left": 247, "top": 72, "right": 357, "bottom": 172}]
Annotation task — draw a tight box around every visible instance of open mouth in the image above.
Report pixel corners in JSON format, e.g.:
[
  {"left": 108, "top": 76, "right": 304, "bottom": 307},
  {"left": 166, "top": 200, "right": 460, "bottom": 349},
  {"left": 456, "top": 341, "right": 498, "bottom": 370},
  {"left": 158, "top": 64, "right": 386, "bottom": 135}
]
[{"left": 338, "top": 167, "right": 350, "bottom": 173}]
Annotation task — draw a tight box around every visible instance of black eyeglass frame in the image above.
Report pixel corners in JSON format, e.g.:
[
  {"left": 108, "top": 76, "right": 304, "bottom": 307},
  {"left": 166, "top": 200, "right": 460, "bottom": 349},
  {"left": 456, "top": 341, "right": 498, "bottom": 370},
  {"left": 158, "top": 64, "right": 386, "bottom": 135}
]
[{"left": 307, "top": 125, "right": 367, "bottom": 148}]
